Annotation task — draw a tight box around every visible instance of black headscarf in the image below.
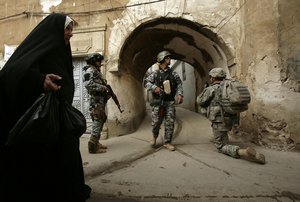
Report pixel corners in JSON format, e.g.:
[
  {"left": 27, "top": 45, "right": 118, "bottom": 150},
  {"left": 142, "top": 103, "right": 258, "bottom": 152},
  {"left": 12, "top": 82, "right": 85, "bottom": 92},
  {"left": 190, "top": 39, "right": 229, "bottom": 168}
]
[{"left": 0, "top": 13, "right": 74, "bottom": 141}]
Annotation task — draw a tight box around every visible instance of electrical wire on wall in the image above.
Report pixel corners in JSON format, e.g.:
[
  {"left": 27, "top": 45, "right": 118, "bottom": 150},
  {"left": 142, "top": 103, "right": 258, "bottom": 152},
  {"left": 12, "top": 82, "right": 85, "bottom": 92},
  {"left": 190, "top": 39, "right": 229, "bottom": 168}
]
[
  {"left": 216, "top": 0, "right": 248, "bottom": 33},
  {"left": 0, "top": 0, "right": 165, "bottom": 21}
]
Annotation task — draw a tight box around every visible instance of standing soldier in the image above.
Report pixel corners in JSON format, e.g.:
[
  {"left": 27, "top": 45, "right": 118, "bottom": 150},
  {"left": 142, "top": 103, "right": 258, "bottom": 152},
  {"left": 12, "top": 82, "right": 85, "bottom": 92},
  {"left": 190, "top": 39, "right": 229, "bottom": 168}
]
[
  {"left": 144, "top": 50, "right": 184, "bottom": 151},
  {"left": 196, "top": 67, "right": 265, "bottom": 164},
  {"left": 83, "top": 53, "right": 109, "bottom": 154}
]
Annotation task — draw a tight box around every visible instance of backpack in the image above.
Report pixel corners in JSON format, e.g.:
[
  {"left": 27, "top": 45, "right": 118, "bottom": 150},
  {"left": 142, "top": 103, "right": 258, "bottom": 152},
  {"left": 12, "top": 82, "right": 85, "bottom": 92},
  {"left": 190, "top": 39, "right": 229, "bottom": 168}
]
[{"left": 218, "top": 79, "right": 251, "bottom": 114}]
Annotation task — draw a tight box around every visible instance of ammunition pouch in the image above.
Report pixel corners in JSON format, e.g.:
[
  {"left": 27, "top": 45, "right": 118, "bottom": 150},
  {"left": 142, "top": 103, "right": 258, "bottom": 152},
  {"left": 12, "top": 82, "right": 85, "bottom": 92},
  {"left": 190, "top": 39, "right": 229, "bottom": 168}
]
[
  {"left": 150, "top": 95, "right": 162, "bottom": 106},
  {"left": 90, "top": 104, "right": 107, "bottom": 122},
  {"left": 198, "top": 106, "right": 208, "bottom": 117}
]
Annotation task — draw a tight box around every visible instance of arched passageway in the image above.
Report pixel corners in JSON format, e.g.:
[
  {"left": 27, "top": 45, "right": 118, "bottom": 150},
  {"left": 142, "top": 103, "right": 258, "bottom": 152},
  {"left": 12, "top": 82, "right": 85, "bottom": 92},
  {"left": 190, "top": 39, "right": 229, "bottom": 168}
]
[
  {"left": 108, "top": 17, "right": 233, "bottom": 136},
  {"left": 119, "top": 17, "right": 232, "bottom": 83}
]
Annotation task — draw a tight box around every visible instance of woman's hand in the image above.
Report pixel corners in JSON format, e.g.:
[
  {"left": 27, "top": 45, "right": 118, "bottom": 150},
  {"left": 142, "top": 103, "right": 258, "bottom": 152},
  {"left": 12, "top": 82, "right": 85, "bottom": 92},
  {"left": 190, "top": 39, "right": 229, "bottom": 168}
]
[{"left": 43, "top": 74, "right": 62, "bottom": 92}]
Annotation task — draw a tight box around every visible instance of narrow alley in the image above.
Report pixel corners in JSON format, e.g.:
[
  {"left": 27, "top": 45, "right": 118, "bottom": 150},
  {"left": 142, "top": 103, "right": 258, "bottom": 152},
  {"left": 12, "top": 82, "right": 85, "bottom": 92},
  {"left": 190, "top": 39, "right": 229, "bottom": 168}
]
[{"left": 81, "top": 108, "right": 300, "bottom": 202}]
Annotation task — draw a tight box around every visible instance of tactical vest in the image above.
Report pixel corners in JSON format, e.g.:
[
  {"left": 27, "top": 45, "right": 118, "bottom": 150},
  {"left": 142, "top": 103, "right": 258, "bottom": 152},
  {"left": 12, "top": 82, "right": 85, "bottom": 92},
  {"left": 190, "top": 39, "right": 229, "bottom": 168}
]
[{"left": 154, "top": 68, "right": 176, "bottom": 101}]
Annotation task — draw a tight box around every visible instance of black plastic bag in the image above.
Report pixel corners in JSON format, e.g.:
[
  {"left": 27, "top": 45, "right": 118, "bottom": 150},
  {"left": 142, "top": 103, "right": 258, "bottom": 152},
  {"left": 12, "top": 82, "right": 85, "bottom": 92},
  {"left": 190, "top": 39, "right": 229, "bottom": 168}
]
[
  {"left": 60, "top": 101, "right": 86, "bottom": 139},
  {"left": 5, "top": 92, "right": 60, "bottom": 146}
]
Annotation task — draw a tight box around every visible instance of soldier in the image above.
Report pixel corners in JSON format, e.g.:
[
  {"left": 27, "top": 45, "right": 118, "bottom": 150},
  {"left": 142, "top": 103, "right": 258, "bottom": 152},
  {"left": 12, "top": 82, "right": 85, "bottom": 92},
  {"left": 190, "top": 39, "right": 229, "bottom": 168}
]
[
  {"left": 144, "top": 50, "right": 184, "bottom": 151},
  {"left": 196, "top": 67, "right": 266, "bottom": 164},
  {"left": 83, "top": 53, "right": 110, "bottom": 154}
]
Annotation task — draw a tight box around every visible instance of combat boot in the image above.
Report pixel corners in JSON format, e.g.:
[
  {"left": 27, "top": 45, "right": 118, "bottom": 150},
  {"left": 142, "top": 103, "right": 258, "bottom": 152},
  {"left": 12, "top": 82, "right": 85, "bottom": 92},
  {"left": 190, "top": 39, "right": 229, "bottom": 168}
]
[
  {"left": 99, "top": 143, "right": 108, "bottom": 149},
  {"left": 163, "top": 143, "right": 175, "bottom": 151},
  {"left": 238, "top": 147, "right": 265, "bottom": 164},
  {"left": 150, "top": 136, "right": 157, "bottom": 147},
  {"left": 90, "top": 134, "right": 108, "bottom": 149},
  {"left": 88, "top": 141, "right": 106, "bottom": 154},
  {"left": 88, "top": 136, "right": 107, "bottom": 154}
]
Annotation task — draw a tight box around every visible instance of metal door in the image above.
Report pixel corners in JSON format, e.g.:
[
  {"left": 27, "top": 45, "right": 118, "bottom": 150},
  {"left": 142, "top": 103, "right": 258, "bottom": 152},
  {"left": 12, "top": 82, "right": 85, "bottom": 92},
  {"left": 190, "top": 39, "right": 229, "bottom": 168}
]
[{"left": 72, "top": 58, "right": 92, "bottom": 133}]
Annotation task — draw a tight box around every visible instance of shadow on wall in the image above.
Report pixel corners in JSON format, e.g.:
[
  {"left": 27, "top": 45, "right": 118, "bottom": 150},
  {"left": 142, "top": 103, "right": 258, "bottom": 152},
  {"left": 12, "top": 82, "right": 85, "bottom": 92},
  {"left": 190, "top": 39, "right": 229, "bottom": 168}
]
[{"left": 106, "top": 110, "right": 146, "bottom": 137}]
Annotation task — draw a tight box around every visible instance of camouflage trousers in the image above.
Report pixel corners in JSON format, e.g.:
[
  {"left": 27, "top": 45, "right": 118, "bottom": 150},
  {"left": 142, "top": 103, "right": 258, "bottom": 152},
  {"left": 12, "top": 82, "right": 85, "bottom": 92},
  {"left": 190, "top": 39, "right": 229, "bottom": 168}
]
[
  {"left": 90, "top": 104, "right": 107, "bottom": 140},
  {"left": 151, "top": 101, "right": 176, "bottom": 144},
  {"left": 212, "top": 123, "right": 240, "bottom": 158}
]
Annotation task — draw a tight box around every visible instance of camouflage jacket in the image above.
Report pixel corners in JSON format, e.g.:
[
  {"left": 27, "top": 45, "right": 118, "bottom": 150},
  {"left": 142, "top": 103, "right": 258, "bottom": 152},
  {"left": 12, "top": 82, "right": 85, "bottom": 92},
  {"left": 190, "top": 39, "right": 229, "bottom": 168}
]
[
  {"left": 144, "top": 67, "right": 183, "bottom": 102},
  {"left": 197, "top": 83, "right": 238, "bottom": 123},
  {"left": 197, "top": 83, "right": 222, "bottom": 121},
  {"left": 83, "top": 65, "right": 108, "bottom": 105}
]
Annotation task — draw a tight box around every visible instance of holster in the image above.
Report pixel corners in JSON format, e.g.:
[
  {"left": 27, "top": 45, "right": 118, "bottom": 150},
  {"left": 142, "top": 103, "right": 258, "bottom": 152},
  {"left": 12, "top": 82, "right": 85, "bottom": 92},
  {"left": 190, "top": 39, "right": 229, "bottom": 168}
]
[
  {"left": 150, "top": 94, "right": 163, "bottom": 106},
  {"left": 158, "top": 106, "right": 165, "bottom": 117},
  {"left": 150, "top": 98, "right": 162, "bottom": 106}
]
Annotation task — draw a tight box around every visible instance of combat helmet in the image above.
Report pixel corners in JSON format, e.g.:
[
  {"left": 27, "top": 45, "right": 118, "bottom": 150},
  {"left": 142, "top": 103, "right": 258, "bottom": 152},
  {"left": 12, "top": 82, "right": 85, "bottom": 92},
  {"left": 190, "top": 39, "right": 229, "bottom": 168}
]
[
  {"left": 209, "top": 67, "right": 226, "bottom": 78},
  {"left": 85, "top": 53, "right": 104, "bottom": 65},
  {"left": 157, "top": 50, "right": 171, "bottom": 63}
]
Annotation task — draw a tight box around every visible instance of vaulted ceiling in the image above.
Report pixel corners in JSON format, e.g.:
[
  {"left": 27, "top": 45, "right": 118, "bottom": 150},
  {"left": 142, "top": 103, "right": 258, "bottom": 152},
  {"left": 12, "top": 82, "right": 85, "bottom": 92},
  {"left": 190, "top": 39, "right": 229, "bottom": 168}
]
[{"left": 119, "top": 17, "right": 232, "bottom": 82}]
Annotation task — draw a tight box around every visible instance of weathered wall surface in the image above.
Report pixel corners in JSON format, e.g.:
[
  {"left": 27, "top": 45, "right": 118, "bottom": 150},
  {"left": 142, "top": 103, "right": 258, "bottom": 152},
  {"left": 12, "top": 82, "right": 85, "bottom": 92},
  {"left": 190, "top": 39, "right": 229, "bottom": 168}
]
[
  {"left": 0, "top": 0, "right": 127, "bottom": 57},
  {"left": 0, "top": 0, "right": 42, "bottom": 52},
  {"left": 105, "top": 73, "right": 146, "bottom": 136},
  {"left": 278, "top": 0, "right": 300, "bottom": 146},
  {"left": 239, "top": 0, "right": 300, "bottom": 150},
  {"left": 108, "top": 0, "right": 240, "bottom": 70}
]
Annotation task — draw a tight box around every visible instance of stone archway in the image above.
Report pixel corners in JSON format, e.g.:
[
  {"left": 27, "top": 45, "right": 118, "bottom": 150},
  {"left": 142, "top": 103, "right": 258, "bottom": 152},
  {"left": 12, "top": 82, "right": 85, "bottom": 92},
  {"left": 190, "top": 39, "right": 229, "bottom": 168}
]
[
  {"left": 118, "top": 17, "right": 233, "bottom": 82},
  {"left": 106, "top": 17, "right": 233, "bottom": 137}
]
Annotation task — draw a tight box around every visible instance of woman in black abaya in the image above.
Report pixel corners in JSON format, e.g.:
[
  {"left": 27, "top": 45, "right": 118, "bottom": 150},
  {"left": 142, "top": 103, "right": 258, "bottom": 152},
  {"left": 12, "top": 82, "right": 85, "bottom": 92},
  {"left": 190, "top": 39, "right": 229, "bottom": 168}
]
[{"left": 0, "top": 13, "right": 90, "bottom": 202}]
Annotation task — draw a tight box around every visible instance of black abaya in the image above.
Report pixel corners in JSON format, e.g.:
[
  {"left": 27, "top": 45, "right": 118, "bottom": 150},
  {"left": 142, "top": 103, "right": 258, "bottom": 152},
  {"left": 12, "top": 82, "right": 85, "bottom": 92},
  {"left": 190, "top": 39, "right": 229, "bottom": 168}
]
[{"left": 0, "top": 13, "right": 90, "bottom": 202}]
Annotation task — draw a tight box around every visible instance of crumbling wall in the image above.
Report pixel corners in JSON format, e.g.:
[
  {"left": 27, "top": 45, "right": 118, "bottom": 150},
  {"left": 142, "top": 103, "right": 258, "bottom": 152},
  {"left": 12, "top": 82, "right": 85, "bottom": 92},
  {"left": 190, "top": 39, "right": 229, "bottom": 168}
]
[{"left": 239, "top": 0, "right": 300, "bottom": 150}]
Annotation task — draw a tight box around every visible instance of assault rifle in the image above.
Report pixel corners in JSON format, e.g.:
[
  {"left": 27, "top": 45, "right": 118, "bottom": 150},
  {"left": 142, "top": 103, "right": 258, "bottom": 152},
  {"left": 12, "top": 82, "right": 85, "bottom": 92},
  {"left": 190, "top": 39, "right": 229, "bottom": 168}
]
[{"left": 104, "top": 83, "right": 124, "bottom": 113}]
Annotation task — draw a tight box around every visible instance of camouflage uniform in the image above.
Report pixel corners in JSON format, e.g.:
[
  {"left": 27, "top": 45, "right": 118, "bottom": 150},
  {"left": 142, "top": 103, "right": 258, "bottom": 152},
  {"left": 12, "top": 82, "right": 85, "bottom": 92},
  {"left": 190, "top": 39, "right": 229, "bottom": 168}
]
[
  {"left": 144, "top": 67, "right": 183, "bottom": 144},
  {"left": 197, "top": 83, "right": 240, "bottom": 158},
  {"left": 83, "top": 64, "right": 109, "bottom": 147}
]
